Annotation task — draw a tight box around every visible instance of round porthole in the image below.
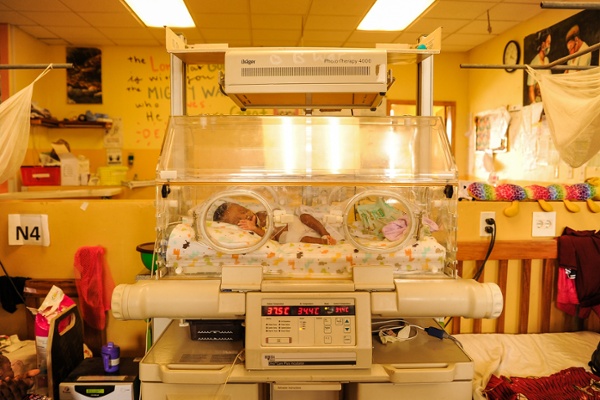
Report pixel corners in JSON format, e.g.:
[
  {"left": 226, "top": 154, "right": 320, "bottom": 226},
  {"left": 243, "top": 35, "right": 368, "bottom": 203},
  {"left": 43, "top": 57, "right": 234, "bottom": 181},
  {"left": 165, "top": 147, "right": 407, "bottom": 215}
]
[
  {"left": 343, "top": 190, "right": 416, "bottom": 254},
  {"left": 198, "top": 189, "right": 274, "bottom": 254}
]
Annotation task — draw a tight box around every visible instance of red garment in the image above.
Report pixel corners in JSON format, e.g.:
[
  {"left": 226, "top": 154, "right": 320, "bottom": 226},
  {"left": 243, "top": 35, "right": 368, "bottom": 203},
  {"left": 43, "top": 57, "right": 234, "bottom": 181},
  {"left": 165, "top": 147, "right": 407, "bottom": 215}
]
[
  {"left": 556, "top": 268, "right": 582, "bottom": 317},
  {"left": 484, "top": 367, "right": 600, "bottom": 400},
  {"left": 73, "top": 246, "right": 115, "bottom": 330},
  {"left": 558, "top": 228, "right": 600, "bottom": 315}
]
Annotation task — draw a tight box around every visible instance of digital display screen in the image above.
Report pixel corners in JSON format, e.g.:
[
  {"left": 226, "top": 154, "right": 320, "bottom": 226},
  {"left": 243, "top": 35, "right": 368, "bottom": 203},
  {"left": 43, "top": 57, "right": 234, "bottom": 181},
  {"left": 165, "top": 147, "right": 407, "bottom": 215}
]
[
  {"left": 86, "top": 388, "right": 105, "bottom": 394},
  {"left": 261, "top": 305, "right": 355, "bottom": 316}
]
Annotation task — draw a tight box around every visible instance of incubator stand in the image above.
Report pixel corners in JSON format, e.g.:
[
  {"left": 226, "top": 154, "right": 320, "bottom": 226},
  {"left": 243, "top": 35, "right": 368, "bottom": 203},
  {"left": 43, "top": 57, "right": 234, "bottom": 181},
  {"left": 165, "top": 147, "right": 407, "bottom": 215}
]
[{"left": 110, "top": 33, "right": 503, "bottom": 400}]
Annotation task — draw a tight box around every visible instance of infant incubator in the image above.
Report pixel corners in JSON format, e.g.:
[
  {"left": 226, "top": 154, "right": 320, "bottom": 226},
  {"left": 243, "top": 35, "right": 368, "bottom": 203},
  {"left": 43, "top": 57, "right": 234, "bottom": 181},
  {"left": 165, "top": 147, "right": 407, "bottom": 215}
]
[{"left": 111, "top": 28, "right": 503, "bottom": 400}]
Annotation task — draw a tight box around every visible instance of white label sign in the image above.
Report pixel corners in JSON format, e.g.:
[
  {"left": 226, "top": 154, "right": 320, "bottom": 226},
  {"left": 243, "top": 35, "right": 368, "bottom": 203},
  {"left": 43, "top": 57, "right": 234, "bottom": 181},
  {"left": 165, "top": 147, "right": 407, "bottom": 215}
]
[{"left": 8, "top": 214, "right": 50, "bottom": 246}]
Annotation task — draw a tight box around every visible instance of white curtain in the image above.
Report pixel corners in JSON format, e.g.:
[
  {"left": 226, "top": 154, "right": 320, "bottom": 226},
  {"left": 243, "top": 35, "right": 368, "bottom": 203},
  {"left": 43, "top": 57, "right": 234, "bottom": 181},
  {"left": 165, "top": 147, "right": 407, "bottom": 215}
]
[
  {"left": 527, "top": 65, "right": 600, "bottom": 168},
  {"left": 0, "top": 66, "right": 52, "bottom": 184}
]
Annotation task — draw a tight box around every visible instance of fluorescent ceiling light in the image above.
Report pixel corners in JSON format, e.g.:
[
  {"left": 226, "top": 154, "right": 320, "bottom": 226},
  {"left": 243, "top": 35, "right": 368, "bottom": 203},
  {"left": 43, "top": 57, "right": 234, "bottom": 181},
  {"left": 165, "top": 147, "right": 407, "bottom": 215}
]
[
  {"left": 358, "top": 0, "right": 435, "bottom": 31},
  {"left": 122, "top": 0, "right": 195, "bottom": 28}
]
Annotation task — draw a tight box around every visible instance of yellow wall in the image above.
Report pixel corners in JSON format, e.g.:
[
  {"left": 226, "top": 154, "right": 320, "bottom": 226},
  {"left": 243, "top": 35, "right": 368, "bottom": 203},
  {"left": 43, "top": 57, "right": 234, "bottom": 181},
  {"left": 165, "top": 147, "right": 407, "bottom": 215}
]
[
  {"left": 2, "top": 10, "right": 600, "bottom": 354},
  {"left": 457, "top": 200, "right": 600, "bottom": 241},
  {"left": 465, "top": 9, "right": 600, "bottom": 184},
  {"left": 0, "top": 199, "right": 154, "bottom": 356}
]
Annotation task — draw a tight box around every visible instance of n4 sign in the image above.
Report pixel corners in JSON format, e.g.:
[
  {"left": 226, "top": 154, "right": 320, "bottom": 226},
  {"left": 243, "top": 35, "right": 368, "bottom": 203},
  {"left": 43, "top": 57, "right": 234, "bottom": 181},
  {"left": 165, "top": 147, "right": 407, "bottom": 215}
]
[{"left": 8, "top": 214, "right": 50, "bottom": 246}]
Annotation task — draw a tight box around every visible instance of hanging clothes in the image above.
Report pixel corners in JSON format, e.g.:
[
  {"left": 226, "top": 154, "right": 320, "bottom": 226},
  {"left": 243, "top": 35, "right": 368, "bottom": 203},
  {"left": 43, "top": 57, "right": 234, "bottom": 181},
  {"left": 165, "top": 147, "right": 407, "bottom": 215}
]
[
  {"left": 73, "top": 246, "right": 115, "bottom": 330},
  {"left": 0, "top": 276, "right": 28, "bottom": 313},
  {"left": 557, "top": 227, "right": 600, "bottom": 318}
]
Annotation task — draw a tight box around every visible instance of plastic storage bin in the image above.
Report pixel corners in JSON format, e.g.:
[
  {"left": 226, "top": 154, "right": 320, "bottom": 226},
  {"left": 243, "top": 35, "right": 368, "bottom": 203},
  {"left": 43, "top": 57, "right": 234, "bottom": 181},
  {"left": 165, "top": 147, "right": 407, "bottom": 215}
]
[
  {"left": 21, "top": 166, "right": 61, "bottom": 186},
  {"left": 97, "top": 166, "right": 128, "bottom": 185}
]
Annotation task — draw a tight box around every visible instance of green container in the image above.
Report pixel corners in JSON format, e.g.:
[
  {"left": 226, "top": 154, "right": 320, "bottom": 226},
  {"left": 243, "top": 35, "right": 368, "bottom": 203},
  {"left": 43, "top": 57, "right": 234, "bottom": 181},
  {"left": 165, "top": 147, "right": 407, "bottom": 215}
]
[{"left": 136, "top": 242, "right": 157, "bottom": 271}]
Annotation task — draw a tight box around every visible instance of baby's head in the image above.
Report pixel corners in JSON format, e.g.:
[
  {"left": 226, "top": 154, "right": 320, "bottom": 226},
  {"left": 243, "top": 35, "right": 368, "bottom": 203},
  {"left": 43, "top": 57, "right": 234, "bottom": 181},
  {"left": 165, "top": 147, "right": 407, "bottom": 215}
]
[{"left": 213, "top": 202, "right": 266, "bottom": 227}]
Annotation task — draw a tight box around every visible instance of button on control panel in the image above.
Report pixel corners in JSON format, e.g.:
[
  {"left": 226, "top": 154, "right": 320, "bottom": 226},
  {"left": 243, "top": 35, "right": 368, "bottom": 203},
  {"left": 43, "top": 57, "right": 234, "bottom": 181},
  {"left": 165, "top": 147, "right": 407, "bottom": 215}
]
[{"left": 260, "top": 299, "right": 356, "bottom": 347}]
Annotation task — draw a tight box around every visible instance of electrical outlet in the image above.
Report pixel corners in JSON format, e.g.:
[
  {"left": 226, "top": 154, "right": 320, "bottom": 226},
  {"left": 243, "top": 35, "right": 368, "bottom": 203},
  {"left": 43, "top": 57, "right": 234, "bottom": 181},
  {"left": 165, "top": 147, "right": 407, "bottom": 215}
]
[
  {"left": 479, "top": 212, "right": 496, "bottom": 236},
  {"left": 532, "top": 211, "right": 556, "bottom": 237}
]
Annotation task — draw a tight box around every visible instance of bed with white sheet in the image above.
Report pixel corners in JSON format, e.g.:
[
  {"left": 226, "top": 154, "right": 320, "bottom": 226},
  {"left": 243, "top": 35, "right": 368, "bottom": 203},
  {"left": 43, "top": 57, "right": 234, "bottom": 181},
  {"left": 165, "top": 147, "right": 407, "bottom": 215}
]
[
  {"left": 452, "top": 239, "right": 600, "bottom": 399},
  {"left": 454, "top": 331, "right": 600, "bottom": 399}
]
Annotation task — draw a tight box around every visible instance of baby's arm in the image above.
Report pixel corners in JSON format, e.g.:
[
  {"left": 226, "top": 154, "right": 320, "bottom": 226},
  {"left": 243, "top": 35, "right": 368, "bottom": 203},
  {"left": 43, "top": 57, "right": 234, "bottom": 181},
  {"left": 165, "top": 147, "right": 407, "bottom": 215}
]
[
  {"left": 237, "top": 216, "right": 265, "bottom": 237},
  {"left": 299, "top": 214, "right": 337, "bottom": 245}
]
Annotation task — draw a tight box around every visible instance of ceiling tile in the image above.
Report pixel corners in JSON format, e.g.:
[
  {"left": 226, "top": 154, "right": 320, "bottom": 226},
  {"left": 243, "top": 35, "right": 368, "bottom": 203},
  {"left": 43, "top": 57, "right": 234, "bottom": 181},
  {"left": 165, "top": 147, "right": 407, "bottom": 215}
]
[
  {"left": 302, "top": 30, "right": 350, "bottom": 43},
  {"left": 97, "top": 27, "right": 155, "bottom": 40},
  {"left": 186, "top": 0, "right": 251, "bottom": 15},
  {"left": 111, "top": 38, "right": 162, "bottom": 46},
  {"left": 197, "top": 14, "right": 249, "bottom": 29},
  {"left": 252, "top": 14, "right": 302, "bottom": 30},
  {"left": 25, "top": 11, "right": 90, "bottom": 27},
  {"left": 425, "top": 1, "right": 499, "bottom": 20},
  {"left": 1, "top": 0, "right": 69, "bottom": 12},
  {"left": 18, "top": 25, "right": 58, "bottom": 39},
  {"left": 200, "top": 28, "right": 251, "bottom": 42},
  {"left": 407, "top": 18, "right": 470, "bottom": 36},
  {"left": 0, "top": 11, "right": 36, "bottom": 25},
  {"left": 250, "top": 0, "right": 312, "bottom": 15},
  {"left": 347, "top": 30, "right": 402, "bottom": 44},
  {"left": 458, "top": 19, "right": 520, "bottom": 35},
  {"left": 78, "top": 12, "right": 140, "bottom": 28},
  {"left": 310, "top": 0, "right": 374, "bottom": 16},
  {"left": 305, "top": 15, "right": 360, "bottom": 31},
  {"left": 60, "top": 0, "right": 125, "bottom": 12},
  {"left": 253, "top": 29, "right": 301, "bottom": 42},
  {"left": 0, "top": 0, "right": 548, "bottom": 51},
  {"left": 487, "top": 3, "right": 543, "bottom": 21}
]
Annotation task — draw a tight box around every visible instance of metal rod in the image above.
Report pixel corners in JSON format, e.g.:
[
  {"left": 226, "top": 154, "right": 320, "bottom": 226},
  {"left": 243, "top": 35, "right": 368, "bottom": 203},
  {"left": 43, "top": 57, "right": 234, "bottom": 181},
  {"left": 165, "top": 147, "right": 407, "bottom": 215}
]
[
  {"left": 461, "top": 41, "right": 600, "bottom": 70},
  {"left": 0, "top": 63, "right": 73, "bottom": 70},
  {"left": 540, "top": 1, "right": 600, "bottom": 10},
  {"left": 460, "top": 64, "right": 594, "bottom": 70},
  {"left": 547, "top": 41, "right": 600, "bottom": 67}
]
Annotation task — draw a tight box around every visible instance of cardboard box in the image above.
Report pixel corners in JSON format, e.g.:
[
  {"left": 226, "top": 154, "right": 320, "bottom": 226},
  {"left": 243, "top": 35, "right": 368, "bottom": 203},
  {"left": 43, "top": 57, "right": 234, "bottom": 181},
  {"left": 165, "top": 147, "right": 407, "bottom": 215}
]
[
  {"left": 21, "top": 165, "right": 61, "bottom": 186},
  {"left": 51, "top": 143, "right": 80, "bottom": 186}
]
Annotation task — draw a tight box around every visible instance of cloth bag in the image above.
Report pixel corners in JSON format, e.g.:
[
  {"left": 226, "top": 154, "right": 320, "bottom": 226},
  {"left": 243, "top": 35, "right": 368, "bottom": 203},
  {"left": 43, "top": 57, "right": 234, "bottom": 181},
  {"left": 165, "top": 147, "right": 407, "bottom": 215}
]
[
  {"left": 0, "top": 66, "right": 52, "bottom": 184},
  {"left": 526, "top": 66, "right": 600, "bottom": 168}
]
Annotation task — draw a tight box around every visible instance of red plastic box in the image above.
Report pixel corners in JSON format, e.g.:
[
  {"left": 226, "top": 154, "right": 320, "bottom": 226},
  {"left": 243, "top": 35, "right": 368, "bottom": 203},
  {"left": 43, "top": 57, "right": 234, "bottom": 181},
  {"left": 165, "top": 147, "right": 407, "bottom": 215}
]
[{"left": 20, "top": 166, "right": 61, "bottom": 186}]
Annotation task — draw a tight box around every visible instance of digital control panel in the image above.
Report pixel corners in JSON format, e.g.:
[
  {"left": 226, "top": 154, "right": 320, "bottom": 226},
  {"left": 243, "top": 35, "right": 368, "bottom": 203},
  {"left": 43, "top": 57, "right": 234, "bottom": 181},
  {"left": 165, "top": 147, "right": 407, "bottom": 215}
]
[
  {"left": 245, "top": 292, "right": 371, "bottom": 370},
  {"left": 260, "top": 299, "right": 356, "bottom": 347}
]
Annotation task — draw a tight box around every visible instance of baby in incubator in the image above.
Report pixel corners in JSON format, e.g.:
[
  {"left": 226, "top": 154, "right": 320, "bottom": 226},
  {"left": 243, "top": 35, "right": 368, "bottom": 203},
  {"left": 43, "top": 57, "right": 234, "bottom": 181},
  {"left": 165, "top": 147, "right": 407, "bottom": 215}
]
[{"left": 213, "top": 202, "right": 337, "bottom": 245}]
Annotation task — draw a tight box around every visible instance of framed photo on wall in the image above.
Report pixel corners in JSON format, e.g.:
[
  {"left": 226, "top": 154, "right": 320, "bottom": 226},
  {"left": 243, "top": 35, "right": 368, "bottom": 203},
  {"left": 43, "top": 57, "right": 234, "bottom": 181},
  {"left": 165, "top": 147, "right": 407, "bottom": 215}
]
[
  {"left": 523, "top": 10, "right": 600, "bottom": 106},
  {"left": 67, "top": 47, "right": 102, "bottom": 104}
]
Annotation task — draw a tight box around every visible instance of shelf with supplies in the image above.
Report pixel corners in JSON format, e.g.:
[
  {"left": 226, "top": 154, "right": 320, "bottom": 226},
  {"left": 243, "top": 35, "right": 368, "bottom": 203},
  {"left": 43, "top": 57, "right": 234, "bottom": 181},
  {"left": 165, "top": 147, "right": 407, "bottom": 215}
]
[{"left": 31, "top": 117, "right": 113, "bottom": 130}]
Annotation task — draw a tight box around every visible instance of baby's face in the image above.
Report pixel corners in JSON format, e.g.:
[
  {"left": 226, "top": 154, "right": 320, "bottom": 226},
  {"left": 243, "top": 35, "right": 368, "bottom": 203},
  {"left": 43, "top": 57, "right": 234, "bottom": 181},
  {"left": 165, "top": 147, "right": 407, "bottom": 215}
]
[{"left": 222, "top": 203, "right": 256, "bottom": 225}]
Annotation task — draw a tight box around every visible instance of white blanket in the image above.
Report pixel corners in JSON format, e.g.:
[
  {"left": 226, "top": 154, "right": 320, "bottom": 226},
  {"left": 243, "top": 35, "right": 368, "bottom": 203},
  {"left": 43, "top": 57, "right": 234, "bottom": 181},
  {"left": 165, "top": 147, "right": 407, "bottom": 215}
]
[
  {"left": 167, "top": 222, "right": 447, "bottom": 278},
  {"left": 454, "top": 331, "right": 600, "bottom": 400},
  {"left": 1, "top": 335, "right": 37, "bottom": 377}
]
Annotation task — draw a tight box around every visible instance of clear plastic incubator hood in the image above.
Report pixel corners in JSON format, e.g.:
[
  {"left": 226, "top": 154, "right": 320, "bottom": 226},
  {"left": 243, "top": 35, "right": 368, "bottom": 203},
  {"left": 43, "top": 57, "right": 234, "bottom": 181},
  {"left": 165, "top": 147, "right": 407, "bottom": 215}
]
[{"left": 112, "top": 114, "right": 502, "bottom": 321}]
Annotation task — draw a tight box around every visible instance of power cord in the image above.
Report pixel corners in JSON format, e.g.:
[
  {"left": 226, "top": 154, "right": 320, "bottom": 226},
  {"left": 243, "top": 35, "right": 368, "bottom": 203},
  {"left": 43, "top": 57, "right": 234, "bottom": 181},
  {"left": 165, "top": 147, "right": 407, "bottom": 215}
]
[
  {"left": 372, "top": 319, "right": 423, "bottom": 343},
  {"left": 214, "top": 348, "right": 245, "bottom": 399},
  {"left": 372, "top": 320, "right": 462, "bottom": 349},
  {"left": 445, "top": 218, "right": 497, "bottom": 328},
  {"left": 473, "top": 217, "right": 496, "bottom": 281}
]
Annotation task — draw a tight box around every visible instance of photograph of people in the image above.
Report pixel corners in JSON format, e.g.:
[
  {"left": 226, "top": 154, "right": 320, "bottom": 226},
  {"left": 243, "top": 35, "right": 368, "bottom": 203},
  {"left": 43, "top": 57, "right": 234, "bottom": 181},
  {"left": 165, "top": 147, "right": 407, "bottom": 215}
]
[
  {"left": 527, "top": 30, "right": 552, "bottom": 104},
  {"left": 565, "top": 24, "right": 591, "bottom": 73}
]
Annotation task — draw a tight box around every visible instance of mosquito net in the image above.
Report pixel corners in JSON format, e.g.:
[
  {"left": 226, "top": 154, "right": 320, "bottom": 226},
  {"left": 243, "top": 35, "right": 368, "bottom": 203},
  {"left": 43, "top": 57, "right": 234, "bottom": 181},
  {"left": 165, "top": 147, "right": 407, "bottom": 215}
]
[
  {"left": 0, "top": 66, "right": 52, "bottom": 184},
  {"left": 526, "top": 66, "right": 600, "bottom": 168}
]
